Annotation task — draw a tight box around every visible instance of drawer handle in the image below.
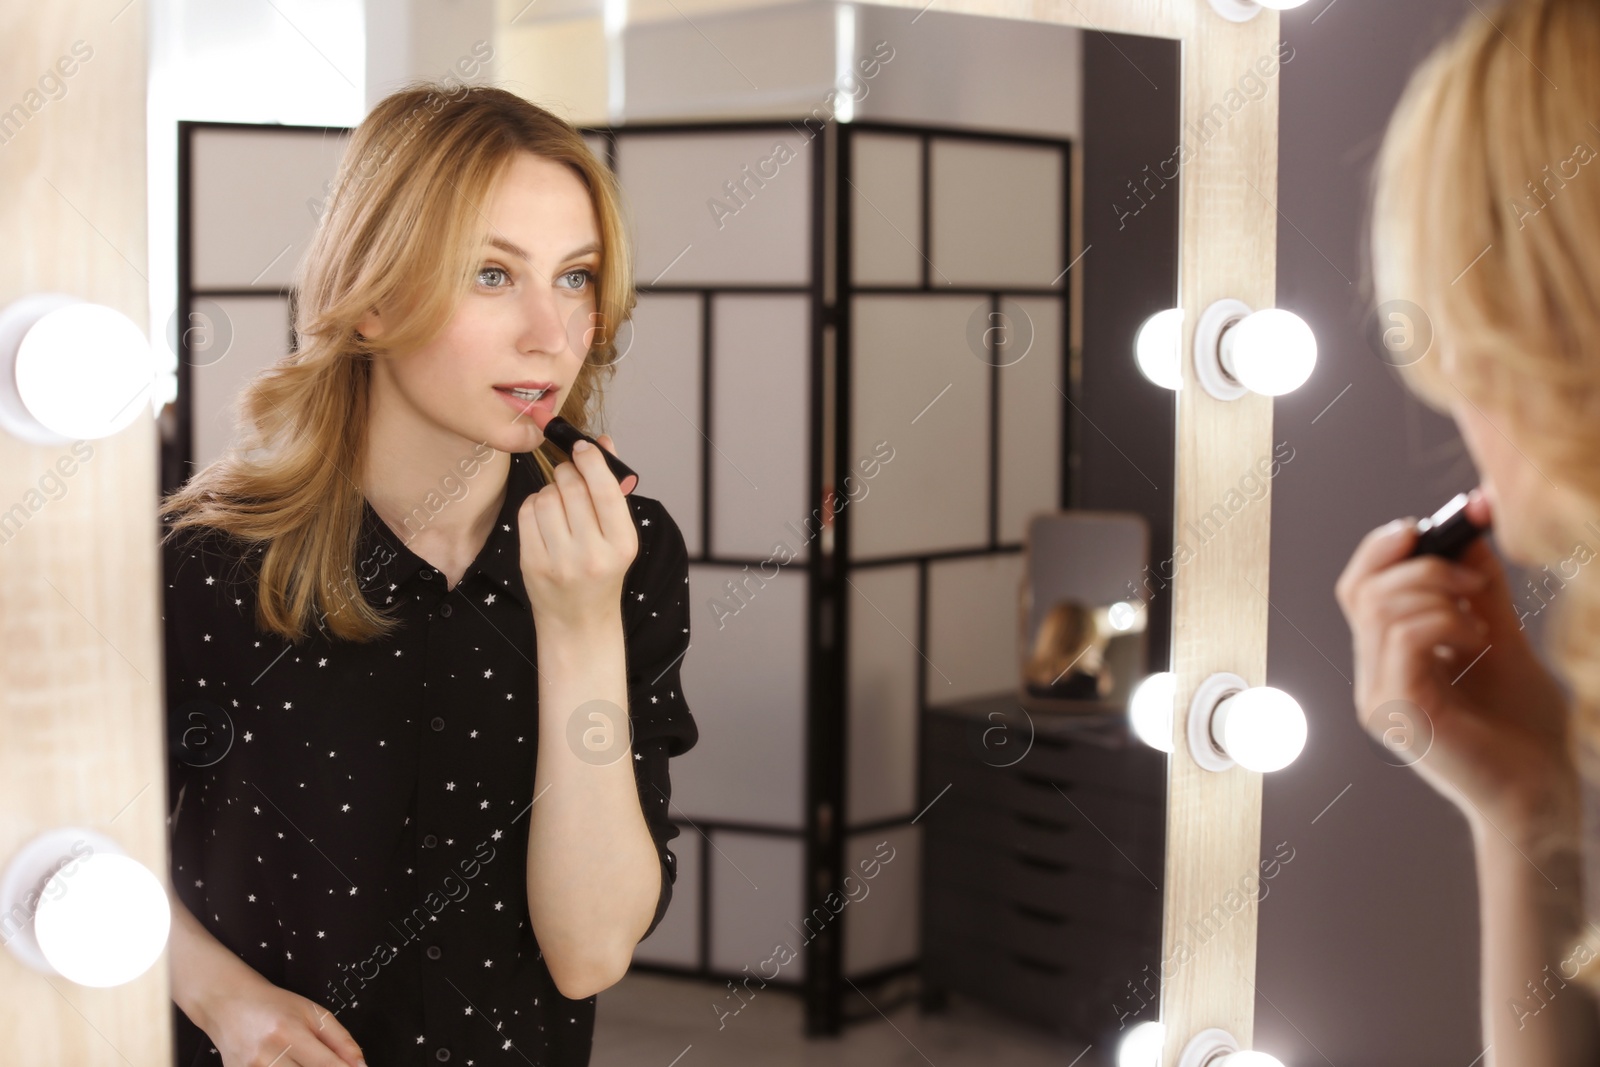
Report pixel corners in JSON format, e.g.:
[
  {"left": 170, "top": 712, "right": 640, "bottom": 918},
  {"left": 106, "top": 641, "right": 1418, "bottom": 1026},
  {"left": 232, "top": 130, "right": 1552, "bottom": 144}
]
[
  {"left": 1013, "top": 812, "right": 1070, "bottom": 833},
  {"left": 1013, "top": 850, "right": 1070, "bottom": 873},
  {"left": 1011, "top": 901, "right": 1068, "bottom": 925},
  {"left": 1011, "top": 952, "right": 1065, "bottom": 976}
]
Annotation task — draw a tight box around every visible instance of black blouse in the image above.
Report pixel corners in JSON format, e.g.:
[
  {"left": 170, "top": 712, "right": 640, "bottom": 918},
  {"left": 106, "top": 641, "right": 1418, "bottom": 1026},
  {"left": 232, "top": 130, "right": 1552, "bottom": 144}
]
[{"left": 162, "top": 450, "right": 698, "bottom": 1067}]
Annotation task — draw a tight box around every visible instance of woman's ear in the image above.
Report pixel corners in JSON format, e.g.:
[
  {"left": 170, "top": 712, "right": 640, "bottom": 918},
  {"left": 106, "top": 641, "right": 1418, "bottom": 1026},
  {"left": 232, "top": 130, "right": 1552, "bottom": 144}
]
[{"left": 356, "top": 308, "right": 383, "bottom": 341}]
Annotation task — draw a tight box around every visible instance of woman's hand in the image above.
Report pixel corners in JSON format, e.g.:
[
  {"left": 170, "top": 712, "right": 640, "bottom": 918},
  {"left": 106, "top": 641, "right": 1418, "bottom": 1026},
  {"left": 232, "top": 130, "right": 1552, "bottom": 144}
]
[
  {"left": 518, "top": 434, "right": 639, "bottom": 632},
  {"left": 1335, "top": 489, "right": 1576, "bottom": 840},
  {"left": 202, "top": 970, "right": 366, "bottom": 1067}
]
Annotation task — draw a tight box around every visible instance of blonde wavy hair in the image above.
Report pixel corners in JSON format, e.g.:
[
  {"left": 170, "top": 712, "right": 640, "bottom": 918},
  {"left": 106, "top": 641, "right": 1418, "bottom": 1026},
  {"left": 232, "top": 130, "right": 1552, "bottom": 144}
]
[
  {"left": 160, "top": 83, "right": 636, "bottom": 644},
  {"left": 1370, "top": 0, "right": 1600, "bottom": 983}
]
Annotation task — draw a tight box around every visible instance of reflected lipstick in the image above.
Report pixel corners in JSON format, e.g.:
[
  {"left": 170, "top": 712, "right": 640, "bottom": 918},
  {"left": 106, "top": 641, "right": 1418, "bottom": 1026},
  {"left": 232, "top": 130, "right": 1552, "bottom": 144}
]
[{"left": 532, "top": 410, "right": 639, "bottom": 495}]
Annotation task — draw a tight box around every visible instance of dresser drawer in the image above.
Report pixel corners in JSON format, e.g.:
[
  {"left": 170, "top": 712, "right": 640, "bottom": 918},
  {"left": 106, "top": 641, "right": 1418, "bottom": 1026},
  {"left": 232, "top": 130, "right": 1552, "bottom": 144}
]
[
  {"left": 925, "top": 832, "right": 1161, "bottom": 926},
  {"left": 923, "top": 713, "right": 1165, "bottom": 797},
  {"left": 926, "top": 881, "right": 1160, "bottom": 963},
  {"left": 922, "top": 785, "right": 1165, "bottom": 880}
]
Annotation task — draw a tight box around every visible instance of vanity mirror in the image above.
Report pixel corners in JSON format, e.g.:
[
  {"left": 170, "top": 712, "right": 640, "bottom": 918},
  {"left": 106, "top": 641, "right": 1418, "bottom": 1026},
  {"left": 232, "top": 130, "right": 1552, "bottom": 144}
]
[{"left": 0, "top": 2, "right": 1294, "bottom": 1065}]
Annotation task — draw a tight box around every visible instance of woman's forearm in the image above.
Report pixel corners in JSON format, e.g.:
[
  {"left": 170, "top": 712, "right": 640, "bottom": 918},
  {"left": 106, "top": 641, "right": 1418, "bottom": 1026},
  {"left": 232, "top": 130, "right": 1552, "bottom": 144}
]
[
  {"left": 1474, "top": 817, "right": 1600, "bottom": 1065},
  {"left": 526, "top": 609, "right": 662, "bottom": 1000},
  {"left": 168, "top": 894, "right": 263, "bottom": 1033}
]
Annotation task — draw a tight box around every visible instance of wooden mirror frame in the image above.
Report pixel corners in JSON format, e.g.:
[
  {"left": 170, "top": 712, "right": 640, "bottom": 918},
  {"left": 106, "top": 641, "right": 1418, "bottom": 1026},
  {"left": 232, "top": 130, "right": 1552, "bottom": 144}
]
[{"left": 1, "top": 1, "right": 1276, "bottom": 1062}]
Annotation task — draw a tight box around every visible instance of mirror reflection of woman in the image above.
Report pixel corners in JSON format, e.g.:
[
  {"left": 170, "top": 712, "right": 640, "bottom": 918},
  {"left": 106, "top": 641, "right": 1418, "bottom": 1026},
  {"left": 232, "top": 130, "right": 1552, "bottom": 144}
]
[
  {"left": 159, "top": 85, "right": 698, "bottom": 1067},
  {"left": 1340, "top": 1, "right": 1600, "bottom": 1062}
]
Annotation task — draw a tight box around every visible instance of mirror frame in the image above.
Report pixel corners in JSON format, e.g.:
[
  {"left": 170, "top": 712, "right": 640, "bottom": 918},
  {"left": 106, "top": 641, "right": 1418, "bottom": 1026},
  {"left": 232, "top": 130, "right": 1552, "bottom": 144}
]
[{"left": 0, "top": 1, "right": 1275, "bottom": 1063}]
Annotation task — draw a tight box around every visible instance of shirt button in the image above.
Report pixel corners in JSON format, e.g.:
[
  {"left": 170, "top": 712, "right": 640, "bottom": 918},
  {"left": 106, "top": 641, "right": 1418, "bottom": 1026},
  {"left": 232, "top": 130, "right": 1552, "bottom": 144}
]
[
  {"left": 423, "top": 834, "right": 438, "bottom": 848},
  {"left": 435, "top": 1049, "right": 451, "bottom": 1062},
  {"left": 419, "top": 568, "right": 434, "bottom": 580},
  {"left": 439, "top": 602, "right": 453, "bottom": 617},
  {"left": 430, "top": 716, "right": 445, "bottom": 732},
  {"left": 426, "top": 944, "right": 442, "bottom": 960}
]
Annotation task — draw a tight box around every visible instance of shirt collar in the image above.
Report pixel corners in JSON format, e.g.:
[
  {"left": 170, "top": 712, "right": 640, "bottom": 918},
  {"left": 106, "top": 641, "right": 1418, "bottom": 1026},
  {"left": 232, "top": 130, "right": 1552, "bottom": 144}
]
[{"left": 355, "top": 451, "right": 545, "bottom": 611}]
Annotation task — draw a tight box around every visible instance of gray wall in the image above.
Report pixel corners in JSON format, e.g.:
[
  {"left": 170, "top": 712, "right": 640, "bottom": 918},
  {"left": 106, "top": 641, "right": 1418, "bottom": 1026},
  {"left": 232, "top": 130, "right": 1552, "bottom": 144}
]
[{"left": 1256, "top": 2, "right": 1485, "bottom": 1065}]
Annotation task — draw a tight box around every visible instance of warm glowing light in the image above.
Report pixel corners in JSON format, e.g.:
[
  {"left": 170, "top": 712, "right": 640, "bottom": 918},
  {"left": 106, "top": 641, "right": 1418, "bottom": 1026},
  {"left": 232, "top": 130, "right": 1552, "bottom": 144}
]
[
  {"left": 1214, "top": 686, "right": 1308, "bottom": 772},
  {"left": 34, "top": 853, "right": 170, "bottom": 987},
  {"left": 1134, "top": 308, "right": 1184, "bottom": 390},
  {"left": 1222, "top": 308, "right": 1317, "bottom": 396},
  {"left": 1117, "top": 1021, "right": 1166, "bottom": 1067},
  {"left": 1129, "top": 672, "right": 1176, "bottom": 754}
]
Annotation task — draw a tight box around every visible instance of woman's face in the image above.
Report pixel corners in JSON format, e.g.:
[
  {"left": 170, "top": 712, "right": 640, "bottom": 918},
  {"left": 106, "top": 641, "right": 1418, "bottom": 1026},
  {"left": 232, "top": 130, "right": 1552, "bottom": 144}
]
[
  {"left": 363, "top": 150, "right": 600, "bottom": 456},
  {"left": 1450, "top": 386, "right": 1578, "bottom": 566}
]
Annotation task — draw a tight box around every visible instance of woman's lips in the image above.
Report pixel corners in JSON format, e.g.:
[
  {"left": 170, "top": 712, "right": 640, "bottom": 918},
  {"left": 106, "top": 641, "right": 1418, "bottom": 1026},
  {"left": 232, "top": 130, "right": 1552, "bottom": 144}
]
[{"left": 494, "top": 386, "right": 559, "bottom": 427}]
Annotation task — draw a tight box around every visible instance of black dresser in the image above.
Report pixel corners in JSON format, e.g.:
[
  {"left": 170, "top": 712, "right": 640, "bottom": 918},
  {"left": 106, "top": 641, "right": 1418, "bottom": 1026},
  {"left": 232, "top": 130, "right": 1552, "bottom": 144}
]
[{"left": 918, "top": 693, "right": 1167, "bottom": 1048}]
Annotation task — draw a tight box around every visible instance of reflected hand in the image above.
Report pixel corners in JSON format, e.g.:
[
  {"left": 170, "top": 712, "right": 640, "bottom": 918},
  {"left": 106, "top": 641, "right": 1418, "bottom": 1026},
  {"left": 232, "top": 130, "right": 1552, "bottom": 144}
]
[
  {"left": 204, "top": 970, "right": 366, "bottom": 1067},
  {"left": 1335, "top": 489, "right": 1576, "bottom": 838},
  {"left": 518, "top": 433, "right": 639, "bottom": 631}
]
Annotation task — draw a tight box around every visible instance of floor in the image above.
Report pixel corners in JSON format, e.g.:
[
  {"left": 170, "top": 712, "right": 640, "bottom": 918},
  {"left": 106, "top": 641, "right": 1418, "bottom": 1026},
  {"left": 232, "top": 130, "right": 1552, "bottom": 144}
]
[{"left": 592, "top": 971, "right": 1095, "bottom": 1067}]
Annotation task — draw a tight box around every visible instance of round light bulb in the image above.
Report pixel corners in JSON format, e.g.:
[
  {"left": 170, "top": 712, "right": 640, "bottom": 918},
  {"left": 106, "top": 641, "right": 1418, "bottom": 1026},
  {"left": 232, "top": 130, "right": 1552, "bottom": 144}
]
[
  {"left": 1214, "top": 686, "right": 1307, "bottom": 772},
  {"left": 1118, "top": 1020, "right": 1166, "bottom": 1067},
  {"left": 0, "top": 295, "right": 155, "bottom": 445},
  {"left": 1107, "top": 600, "right": 1141, "bottom": 632},
  {"left": 1129, "top": 672, "right": 1176, "bottom": 754},
  {"left": 1221, "top": 309, "right": 1316, "bottom": 396},
  {"left": 1218, "top": 1053, "right": 1287, "bottom": 1067},
  {"left": 1134, "top": 308, "right": 1184, "bottom": 390},
  {"left": 34, "top": 853, "right": 170, "bottom": 987}
]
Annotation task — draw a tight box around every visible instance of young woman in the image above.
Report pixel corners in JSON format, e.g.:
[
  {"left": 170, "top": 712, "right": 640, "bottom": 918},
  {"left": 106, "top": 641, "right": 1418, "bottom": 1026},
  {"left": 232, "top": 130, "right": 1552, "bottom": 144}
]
[
  {"left": 160, "top": 84, "right": 698, "bottom": 1067},
  {"left": 1339, "top": 0, "right": 1600, "bottom": 1062}
]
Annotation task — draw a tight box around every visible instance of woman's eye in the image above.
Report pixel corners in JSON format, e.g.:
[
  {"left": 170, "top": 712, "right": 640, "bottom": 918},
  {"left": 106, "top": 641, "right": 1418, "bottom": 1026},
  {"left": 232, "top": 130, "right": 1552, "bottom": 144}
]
[
  {"left": 478, "top": 266, "right": 510, "bottom": 288},
  {"left": 560, "top": 268, "right": 594, "bottom": 290}
]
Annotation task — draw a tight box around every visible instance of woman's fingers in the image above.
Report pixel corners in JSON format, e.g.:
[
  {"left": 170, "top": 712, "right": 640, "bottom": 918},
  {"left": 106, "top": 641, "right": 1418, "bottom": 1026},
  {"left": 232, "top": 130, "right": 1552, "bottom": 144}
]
[
  {"left": 1336, "top": 518, "right": 1419, "bottom": 616},
  {"left": 568, "top": 435, "right": 633, "bottom": 545},
  {"left": 303, "top": 1001, "right": 367, "bottom": 1067}
]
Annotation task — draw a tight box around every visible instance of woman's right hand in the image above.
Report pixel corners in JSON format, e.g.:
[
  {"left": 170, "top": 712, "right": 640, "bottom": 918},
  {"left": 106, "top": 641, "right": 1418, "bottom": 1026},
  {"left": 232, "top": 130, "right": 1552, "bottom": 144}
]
[
  {"left": 1335, "top": 489, "right": 1577, "bottom": 839},
  {"left": 202, "top": 970, "right": 368, "bottom": 1067}
]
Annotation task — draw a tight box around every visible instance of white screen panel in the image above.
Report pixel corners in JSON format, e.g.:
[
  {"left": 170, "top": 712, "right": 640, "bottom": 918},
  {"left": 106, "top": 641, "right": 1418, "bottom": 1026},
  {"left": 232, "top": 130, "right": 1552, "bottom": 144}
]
[
  {"left": 710, "top": 295, "right": 810, "bottom": 561},
  {"left": 615, "top": 131, "right": 812, "bottom": 286},
  {"left": 634, "top": 831, "right": 702, "bottom": 967},
  {"left": 190, "top": 296, "right": 292, "bottom": 472},
  {"left": 708, "top": 832, "right": 806, "bottom": 981},
  {"left": 675, "top": 565, "right": 806, "bottom": 827},
  {"left": 842, "top": 826, "right": 921, "bottom": 977},
  {"left": 850, "top": 133, "right": 923, "bottom": 286},
  {"left": 846, "top": 564, "right": 919, "bottom": 825},
  {"left": 191, "top": 127, "right": 350, "bottom": 289},
  {"left": 929, "top": 138, "right": 1063, "bottom": 289},
  {"left": 596, "top": 293, "right": 704, "bottom": 556},
  {"left": 925, "top": 552, "right": 1026, "bottom": 705},
  {"left": 849, "top": 295, "right": 989, "bottom": 559},
  {"left": 997, "top": 296, "right": 1063, "bottom": 544}
]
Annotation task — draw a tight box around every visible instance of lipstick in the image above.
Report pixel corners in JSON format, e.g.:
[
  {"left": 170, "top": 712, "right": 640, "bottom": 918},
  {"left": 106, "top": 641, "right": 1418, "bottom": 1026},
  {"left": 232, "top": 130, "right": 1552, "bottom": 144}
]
[
  {"left": 1408, "top": 491, "right": 1489, "bottom": 560},
  {"left": 535, "top": 412, "right": 639, "bottom": 495}
]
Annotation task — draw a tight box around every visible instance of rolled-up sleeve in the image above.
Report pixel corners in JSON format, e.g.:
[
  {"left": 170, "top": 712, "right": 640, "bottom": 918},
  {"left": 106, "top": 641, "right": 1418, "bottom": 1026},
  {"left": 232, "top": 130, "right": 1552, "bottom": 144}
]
[{"left": 622, "top": 497, "right": 699, "bottom": 942}]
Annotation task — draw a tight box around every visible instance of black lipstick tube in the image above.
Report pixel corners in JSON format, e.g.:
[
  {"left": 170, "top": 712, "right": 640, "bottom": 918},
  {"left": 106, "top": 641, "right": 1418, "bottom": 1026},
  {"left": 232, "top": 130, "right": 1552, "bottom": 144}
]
[
  {"left": 542, "top": 415, "right": 639, "bottom": 495},
  {"left": 1408, "top": 491, "right": 1489, "bottom": 560}
]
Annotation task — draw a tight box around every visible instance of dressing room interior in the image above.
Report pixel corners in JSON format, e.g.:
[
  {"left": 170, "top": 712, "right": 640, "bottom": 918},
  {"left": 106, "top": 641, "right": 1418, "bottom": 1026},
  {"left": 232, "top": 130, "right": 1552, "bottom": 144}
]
[{"left": 5, "top": 0, "right": 1595, "bottom": 1065}]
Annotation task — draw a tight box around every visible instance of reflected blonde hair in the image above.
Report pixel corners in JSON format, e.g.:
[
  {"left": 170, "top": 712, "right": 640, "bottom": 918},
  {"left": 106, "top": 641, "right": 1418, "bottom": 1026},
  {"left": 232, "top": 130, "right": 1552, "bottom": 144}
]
[
  {"left": 160, "top": 83, "right": 635, "bottom": 644},
  {"left": 1370, "top": 0, "right": 1600, "bottom": 982}
]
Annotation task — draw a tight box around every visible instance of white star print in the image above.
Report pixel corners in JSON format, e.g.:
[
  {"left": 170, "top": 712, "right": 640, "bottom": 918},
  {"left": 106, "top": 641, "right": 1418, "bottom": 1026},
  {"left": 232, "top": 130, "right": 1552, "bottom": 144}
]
[
  {"left": 244, "top": 732, "right": 253, "bottom": 742},
  {"left": 469, "top": 729, "right": 478, "bottom": 738},
  {"left": 445, "top": 781, "right": 456, "bottom": 791},
  {"left": 205, "top": 576, "right": 215, "bottom": 585},
  {"left": 197, "top": 678, "right": 206, "bottom": 687},
  {"left": 491, "top": 830, "right": 502, "bottom": 841},
  {"left": 484, "top": 959, "right": 493, "bottom": 968},
  {"left": 483, "top": 668, "right": 493, "bottom": 679},
  {"left": 341, "top": 804, "right": 350, "bottom": 812},
  {"left": 480, "top": 800, "right": 489, "bottom": 809},
  {"left": 318, "top": 658, "right": 327, "bottom": 667},
  {"left": 203, "top": 633, "right": 211, "bottom": 642},
  {"left": 248, "top": 894, "right": 256, "bottom": 902},
  {"left": 494, "top": 901, "right": 503, "bottom": 910},
  {"left": 485, "top": 593, "right": 497, "bottom": 605},
  {"left": 283, "top": 701, "right": 292, "bottom": 710}
]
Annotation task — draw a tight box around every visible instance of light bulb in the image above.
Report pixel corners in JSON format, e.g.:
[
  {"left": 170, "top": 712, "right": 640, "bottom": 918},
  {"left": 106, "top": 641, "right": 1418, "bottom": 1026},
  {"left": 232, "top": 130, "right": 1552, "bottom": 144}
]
[
  {"left": 1221, "top": 308, "right": 1317, "bottom": 396},
  {"left": 1118, "top": 1020, "right": 1166, "bottom": 1067},
  {"left": 1214, "top": 686, "right": 1307, "bottom": 772},
  {"left": 1135, "top": 308, "right": 1184, "bottom": 390},
  {"left": 1129, "top": 672, "right": 1176, "bottom": 754},
  {"left": 1218, "top": 1053, "right": 1287, "bottom": 1067},
  {"left": 1107, "top": 599, "right": 1142, "bottom": 632},
  {"left": 0, "top": 294, "right": 156, "bottom": 444},
  {"left": 34, "top": 852, "right": 170, "bottom": 987}
]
